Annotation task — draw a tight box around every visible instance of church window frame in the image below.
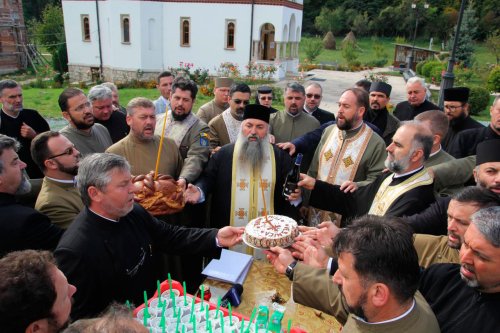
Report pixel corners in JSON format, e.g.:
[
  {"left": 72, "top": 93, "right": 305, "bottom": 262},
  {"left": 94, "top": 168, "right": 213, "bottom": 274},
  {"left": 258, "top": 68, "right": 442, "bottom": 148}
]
[
  {"left": 121, "top": 15, "right": 131, "bottom": 44},
  {"left": 180, "top": 17, "right": 190, "bottom": 47},
  {"left": 225, "top": 20, "right": 236, "bottom": 50},
  {"left": 81, "top": 15, "right": 91, "bottom": 42}
]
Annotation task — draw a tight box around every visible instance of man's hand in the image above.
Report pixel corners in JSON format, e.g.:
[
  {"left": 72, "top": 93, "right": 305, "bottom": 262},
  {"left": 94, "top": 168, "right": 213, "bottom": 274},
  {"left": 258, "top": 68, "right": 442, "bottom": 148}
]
[
  {"left": 20, "top": 122, "right": 36, "bottom": 139},
  {"left": 184, "top": 184, "right": 201, "bottom": 204},
  {"left": 297, "top": 173, "right": 316, "bottom": 190},
  {"left": 177, "top": 178, "right": 187, "bottom": 190},
  {"left": 339, "top": 180, "right": 358, "bottom": 193},
  {"left": 276, "top": 142, "right": 296, "bottom": 156},
  {"left": 286, "top": 187, "right": 301, "bottom": 202},
  {"left": 211, "top": 146, "right": 222, "bottom": 156},
  {"left": 303, "top": 241, "right": 330, "bottom": 269},
  {"left": 216, "top": 226, "right": 244, "bottom": 247},
  {"left": 264, "top": 247, "right": 295, "bottom": 274}
]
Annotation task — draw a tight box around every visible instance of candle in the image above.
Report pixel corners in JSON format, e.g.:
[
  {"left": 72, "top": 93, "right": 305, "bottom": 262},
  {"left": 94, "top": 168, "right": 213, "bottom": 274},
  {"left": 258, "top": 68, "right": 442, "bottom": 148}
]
[{"left": 154, "top": 110, "right": 169, "bottom": 179}]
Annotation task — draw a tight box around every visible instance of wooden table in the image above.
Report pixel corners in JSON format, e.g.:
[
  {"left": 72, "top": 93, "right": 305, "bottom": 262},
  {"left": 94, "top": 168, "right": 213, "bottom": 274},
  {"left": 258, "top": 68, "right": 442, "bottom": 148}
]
[{"left": 204, "top": 260, "right": 342, "bottom": 333}]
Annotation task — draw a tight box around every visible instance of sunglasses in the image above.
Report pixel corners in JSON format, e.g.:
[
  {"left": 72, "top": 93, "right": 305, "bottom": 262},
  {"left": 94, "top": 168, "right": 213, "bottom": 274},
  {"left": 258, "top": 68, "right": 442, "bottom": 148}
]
[
  {"left": 233, "top": 99, "right": 250, "bottom": 105},
  {"left": 48, "top": 146, "right": 76, "bottom": 159},
  {"left": 306, "top": 94, "right": 321, "bottom": 99},
  {"left": 259, "top": 96, "right": 273, "bottom": 101}
]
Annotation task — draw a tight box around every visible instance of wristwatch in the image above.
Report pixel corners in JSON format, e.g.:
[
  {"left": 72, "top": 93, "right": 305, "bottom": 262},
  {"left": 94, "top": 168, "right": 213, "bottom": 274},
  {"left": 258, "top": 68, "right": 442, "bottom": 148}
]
[{"left": 285, "top": 260, "right": 298, "bottom": 281}]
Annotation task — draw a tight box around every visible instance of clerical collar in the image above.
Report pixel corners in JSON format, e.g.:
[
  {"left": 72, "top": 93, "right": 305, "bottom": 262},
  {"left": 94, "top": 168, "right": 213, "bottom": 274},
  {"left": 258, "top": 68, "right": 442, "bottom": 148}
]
[
  {"left": 353, "top": 299, "right": 415, "bottom": 325},
  {"left": 1, "top": 109, "right": 20, "bottom": 119},
  {"left": 46, "top": 176, "right": 75, "bottom": 184},
  {"left": 393, "top": 165, "right": 424, "bottom": 179},
  {"left": 286, "top": 111, "right": 302, "bottom": 118},
  {"left": 89, "top": 208, "right": 119, "bottom": 223},
  {"left": 429, "top": 146, "right": 442, "bottom": 158}
]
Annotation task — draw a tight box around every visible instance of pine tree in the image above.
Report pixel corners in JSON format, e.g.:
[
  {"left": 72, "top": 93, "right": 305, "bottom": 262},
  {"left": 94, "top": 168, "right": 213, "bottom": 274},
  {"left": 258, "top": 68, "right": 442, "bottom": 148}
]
[{"left": 449, "top": 3, "right": 477, "bottom": 67}]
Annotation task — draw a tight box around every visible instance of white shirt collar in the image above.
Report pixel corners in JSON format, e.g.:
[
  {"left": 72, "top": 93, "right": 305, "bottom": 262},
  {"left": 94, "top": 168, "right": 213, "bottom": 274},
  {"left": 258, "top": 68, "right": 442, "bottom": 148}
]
[
  {"left": 352, "top": 298, "right": 416, "bottom": 324},
  {"left": 429, "top": 145, "right": 442, "bottom": 158},
  {"left": 46, "top": 176, "right": 75, "bottom": 184}
]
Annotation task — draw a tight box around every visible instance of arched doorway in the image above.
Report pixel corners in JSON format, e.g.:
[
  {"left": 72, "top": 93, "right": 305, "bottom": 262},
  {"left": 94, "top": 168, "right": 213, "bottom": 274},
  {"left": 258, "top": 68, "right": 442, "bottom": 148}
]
[{"left": 259, "top": 23, "right": 275, "bottom": 60}]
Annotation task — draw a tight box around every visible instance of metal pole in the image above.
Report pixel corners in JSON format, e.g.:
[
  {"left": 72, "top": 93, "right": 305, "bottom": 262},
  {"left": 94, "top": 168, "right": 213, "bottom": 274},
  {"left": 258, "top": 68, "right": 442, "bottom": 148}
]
[
  {"left": 249, "top": 0, "right": 255, "bottom": 63},
  {"left": 408, "top": 12, "right": 419, "bottom": 70},
  {"left": 95, "top": 0, "right": 103, "bottom": 80},
  {"left": 438, "top": 0, "right": 467, "bottom": 107}
]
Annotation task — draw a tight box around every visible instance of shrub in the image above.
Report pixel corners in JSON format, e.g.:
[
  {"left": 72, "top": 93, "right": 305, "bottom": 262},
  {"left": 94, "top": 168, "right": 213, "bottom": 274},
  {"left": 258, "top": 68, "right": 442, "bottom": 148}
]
[
  {"left": 421, "top": 61, "right": 444, "bottom": 79},
  {"left": 487, "top": 66, "right": 500, "bottom": 92},
  {"left": 341, "top": 39, "right": 359, "bottom": 67},
  {"left": 468, "top": 86, "right": 490, "bottom": 115},
  {"left": 303, "top": 38, "right": 324, "bottom": 63},
  {"left": 416, "top": 60, "right": 428, "bottom": 75}
]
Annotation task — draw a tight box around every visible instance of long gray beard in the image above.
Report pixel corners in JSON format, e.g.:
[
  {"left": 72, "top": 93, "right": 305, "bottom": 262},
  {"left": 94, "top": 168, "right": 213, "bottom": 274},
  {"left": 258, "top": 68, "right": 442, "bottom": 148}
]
[{"left": 237, "top": 132, "right": 269, "bottom": 170}]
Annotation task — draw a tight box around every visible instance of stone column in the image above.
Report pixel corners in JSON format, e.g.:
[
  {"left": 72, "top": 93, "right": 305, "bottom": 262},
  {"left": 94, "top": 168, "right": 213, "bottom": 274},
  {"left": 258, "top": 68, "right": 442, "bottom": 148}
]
[{"left": 276, "top": 42, "right": 281, "bottom": 60}]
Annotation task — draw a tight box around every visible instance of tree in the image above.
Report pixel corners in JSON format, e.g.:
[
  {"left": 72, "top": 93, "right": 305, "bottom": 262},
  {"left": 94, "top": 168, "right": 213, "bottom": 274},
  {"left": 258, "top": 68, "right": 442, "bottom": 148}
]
[
  {"left": 31, "top": 4, "right": 67, "bottom": 73},
  {"left": 352, "top": 12, "right": 370, "bottom": 37},
  {"left": 314, "top": 7, "right": 346, "bottom": 35},
  {"left": 449, "top": 3, "right": 477, "bottom": 67},
  {"left": 486, "top": 32, "right": 500, "bottom": 65},
  {"left": 22, "top": 0, "right": 59, "bottom": 22}
]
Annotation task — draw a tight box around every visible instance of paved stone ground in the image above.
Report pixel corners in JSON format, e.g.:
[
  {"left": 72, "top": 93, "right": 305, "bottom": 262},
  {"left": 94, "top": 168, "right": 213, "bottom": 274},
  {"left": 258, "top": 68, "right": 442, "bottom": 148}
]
[{"left": 277, "top": 67, "right": 407, "bottom": 116}]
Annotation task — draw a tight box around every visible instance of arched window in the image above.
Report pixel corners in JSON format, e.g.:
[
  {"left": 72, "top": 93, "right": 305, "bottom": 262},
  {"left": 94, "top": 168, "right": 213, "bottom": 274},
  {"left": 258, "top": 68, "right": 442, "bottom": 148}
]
[
  {"left": 121, "top": 15, "right": 130, "bottom": 43},
  {"left": 181, "top": 18, "right": 190, "bottom": 47},
  {"left": 82, "top": 15, "right": 90, "bottom": 41},
  {"left": 226, "top": 21, "right": 235, "bottom": 49}
]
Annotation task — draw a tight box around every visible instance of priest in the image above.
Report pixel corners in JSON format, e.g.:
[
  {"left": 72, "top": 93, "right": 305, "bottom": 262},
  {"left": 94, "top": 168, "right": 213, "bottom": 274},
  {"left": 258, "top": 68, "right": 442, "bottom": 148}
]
[{"left": 186, "top": 104, "right": 300, "bottom": 253}]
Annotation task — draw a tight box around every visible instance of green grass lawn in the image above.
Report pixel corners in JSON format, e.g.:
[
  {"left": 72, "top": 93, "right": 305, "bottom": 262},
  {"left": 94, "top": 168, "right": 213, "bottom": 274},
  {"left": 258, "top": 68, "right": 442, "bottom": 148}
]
[
  {"left": 22, "top": 87, "right": 212, "bottom": 119},
  {"left": 22, "top": 87, "right": 286, "bottom": 120},
  {"left": 299, "top": 36, "right": 497, "bottom": 67}
]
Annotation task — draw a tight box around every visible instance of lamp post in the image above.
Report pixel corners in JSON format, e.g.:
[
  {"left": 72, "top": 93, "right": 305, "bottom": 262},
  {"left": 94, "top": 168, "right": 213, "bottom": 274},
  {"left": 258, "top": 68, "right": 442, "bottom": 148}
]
[
  {"left": 407, "top": 2, "right": 429, "bottom": 71},
  {"left": 438, "top": 0, "right": 468, "bottom": 108}
]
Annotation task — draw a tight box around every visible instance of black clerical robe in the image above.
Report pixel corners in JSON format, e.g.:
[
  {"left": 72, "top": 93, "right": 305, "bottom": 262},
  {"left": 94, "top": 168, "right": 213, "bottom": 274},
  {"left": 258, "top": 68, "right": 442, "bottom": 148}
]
[
  {"left": 442, "top": 115, "right": 484, "bottom": 152},
  {"left": 55, "top": 205, "right": 220, "bottom": 319},
  {"left": 0, "top": 192, "right": 63, "bottom": 256},
  {"left": 304, "top": 107, "right": 335, "bottom": 125},
  {"left": 195, "top": 143, "right": 300, "bottom": 229},
  {"left": 309, "top": 168, "right": 435, "bottom": 225},
  {"left": 393, "top": 100, "right": 440, "bottom": 121},
  {"left": 448, "top": 126, "right": 500, "bottom": 158},
  {"left": 95, "top": 111, "right": 130, "bottom": 143},
  {"left": 0, "top": 108, "right": 50, "bottom": 178},
  {"left": 420, "top": 264, "right": 500, "bottom": 333},
  {"left": 364, "top": 107, "right": 400, "bottom": 146}
]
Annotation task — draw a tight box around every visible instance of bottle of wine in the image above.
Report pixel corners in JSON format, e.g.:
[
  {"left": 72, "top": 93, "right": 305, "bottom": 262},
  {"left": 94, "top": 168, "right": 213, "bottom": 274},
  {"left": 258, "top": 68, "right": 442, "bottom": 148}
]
[{"left": 282, "top": 153, "right": 303, "bottom": 197}]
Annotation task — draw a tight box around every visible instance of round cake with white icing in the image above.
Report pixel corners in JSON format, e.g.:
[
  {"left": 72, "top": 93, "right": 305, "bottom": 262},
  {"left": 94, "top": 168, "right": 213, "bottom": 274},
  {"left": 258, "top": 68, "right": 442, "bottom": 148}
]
[{"left": 244, "top": 215, "right": 299, "bottom": 248}]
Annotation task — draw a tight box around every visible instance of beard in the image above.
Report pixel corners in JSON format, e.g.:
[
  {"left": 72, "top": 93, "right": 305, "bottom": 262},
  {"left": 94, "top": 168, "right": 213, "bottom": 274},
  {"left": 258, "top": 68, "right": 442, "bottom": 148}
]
[
  {"left": 237, "top": 132, "right": 268, "bottom": 169},
  {"left": 384, "top": 152, "right": 411, "bottom": 173},
  {"left": 339, "top": 285, "right": 368, "bottom": 321},
  {"left": 69, "top": 113, "right": 94, "bottom": 130},
  {"left": 233, "top": 107, "right": 245, "bottom": 121},
  {"left": 15, "top": 172, "right": 32, "bottom": 195},
  {"left": 54, "top": 159, "right": 79, "bottom": 176},
  {"left": 449, "top": 112, "right": 467, "bottom": 128},
  {"left": 447, "top": 231, "right": 462, "bottom": 249},
  {"left": 172, "top": 110, "right": 190, "bottom": 121},
  {"left": 47, "top": 316, "right": 70, "bottom": 333},
  {"left": 460, "top": 264, "right": 480, "bottom": 288}
]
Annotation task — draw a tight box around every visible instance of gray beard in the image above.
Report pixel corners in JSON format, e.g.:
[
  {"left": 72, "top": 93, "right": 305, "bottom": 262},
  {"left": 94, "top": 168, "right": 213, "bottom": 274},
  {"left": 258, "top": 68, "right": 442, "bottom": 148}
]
[
  {"left": 15, "top": 174, "right": 32, "bottom": 195},
  {"left": 237, "top": 132, "right": 268, "bottom": 169},
  {"left": 384, "top": 154, "right": 411, "bottom": 174}
]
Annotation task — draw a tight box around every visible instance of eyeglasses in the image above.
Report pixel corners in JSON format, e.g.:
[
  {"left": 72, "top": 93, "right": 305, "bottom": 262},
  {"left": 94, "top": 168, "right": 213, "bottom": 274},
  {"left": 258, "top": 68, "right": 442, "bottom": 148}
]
[
  {"left": 48, "top": 146, "right": 76, "bottom": 159},
  {"left": 259, "top": 96, "right": 273, "bottom": 101},
  {"left": 233, "top": 99, "right": 250, "bottom": 105},
  {"left": 444, "top": 104, "right": 464, "bottom": 111},
  {"left": 71, "top": 102, "right": 91, "bottom": 112},
  {"left": 306, "top": 94, "right": 321, "bottom": 99}
]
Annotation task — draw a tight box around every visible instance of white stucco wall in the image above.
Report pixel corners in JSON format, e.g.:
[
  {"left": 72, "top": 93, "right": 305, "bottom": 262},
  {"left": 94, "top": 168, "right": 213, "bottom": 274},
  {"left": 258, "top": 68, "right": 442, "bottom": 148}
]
[{"left": 62, "top": 0, "right": 302, "bottom": 79}]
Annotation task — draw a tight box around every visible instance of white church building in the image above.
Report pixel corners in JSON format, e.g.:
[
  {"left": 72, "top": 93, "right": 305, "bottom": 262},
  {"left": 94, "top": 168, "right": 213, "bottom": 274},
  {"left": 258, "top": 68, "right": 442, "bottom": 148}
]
[{"left": 62, "top": 0, "right": 303, "bottom": 82}]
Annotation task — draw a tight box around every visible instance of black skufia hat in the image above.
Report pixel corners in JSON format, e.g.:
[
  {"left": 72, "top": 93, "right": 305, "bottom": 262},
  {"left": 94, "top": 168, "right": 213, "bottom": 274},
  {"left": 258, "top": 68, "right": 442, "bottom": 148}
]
[
  {"left": 444, "top": 87, "right": 470, "bottom": 103},
  {"left": 369, "top": 81, "right": 392, "bottom": 97},
  {"left": 476, "top": 139, "right": 500, "bottom": 165},
  {"left": 243, "top": 104, "right": 273, "bottom": 123}
]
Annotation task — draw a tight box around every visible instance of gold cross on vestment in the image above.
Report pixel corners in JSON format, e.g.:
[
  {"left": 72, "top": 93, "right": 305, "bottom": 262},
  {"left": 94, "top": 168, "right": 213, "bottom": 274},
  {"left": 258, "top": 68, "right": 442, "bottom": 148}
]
[
  {"left": 343, "top": 156, "right": 354, "bottom": 168},
  {"left": 238, "top": 179, "right": 248, "bottom": 191},
  {"left": 324, "top": 149, "right": 333, "bottom": 161},
  {"left": 235, "top": 208, "right": 247, "bottom": 219}
]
